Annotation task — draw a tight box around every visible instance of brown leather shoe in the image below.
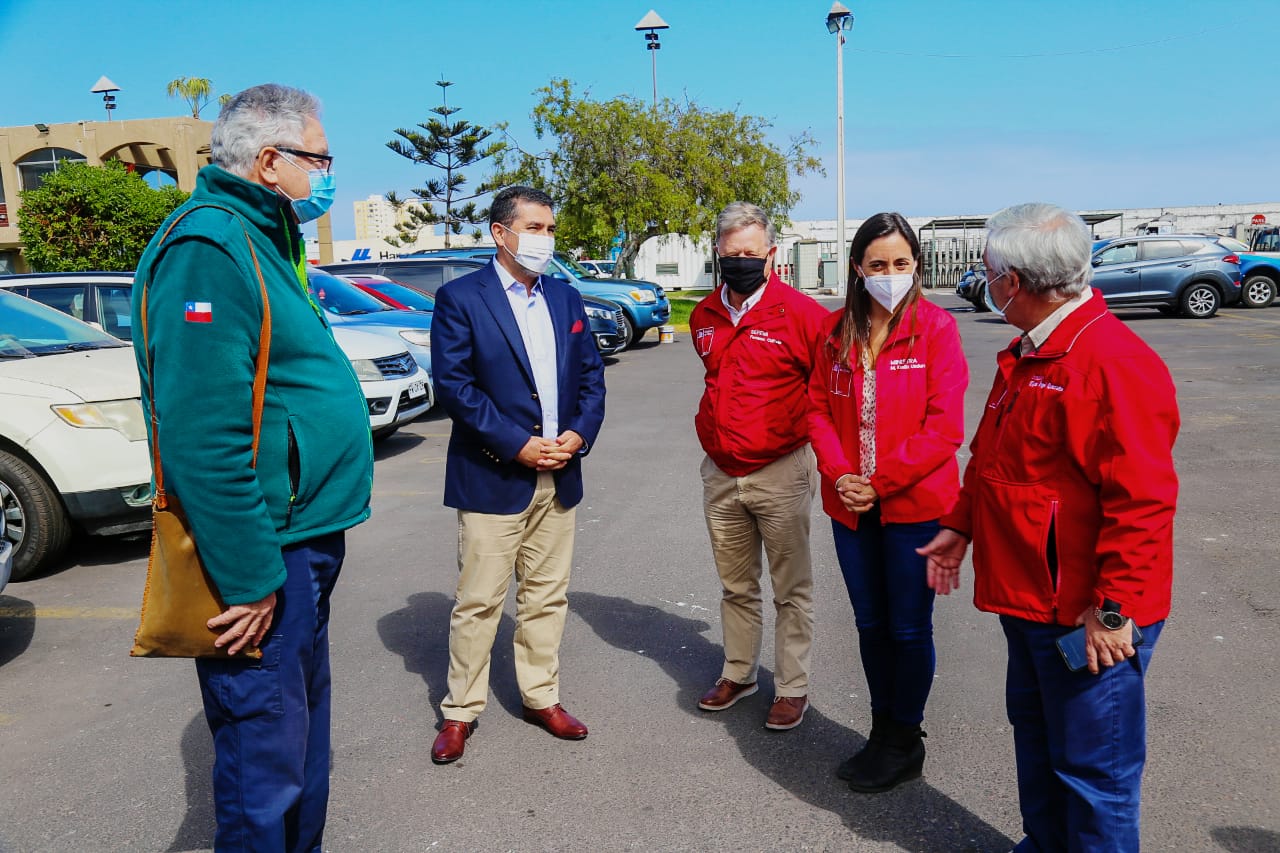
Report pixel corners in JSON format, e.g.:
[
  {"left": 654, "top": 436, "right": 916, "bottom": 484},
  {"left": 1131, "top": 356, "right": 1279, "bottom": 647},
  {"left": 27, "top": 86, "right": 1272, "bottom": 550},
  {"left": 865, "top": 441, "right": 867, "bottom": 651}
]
[
  {"left": 765, "top": 696, "right": 810, "bottom": 731},
  {"left": 522, "top": 704, "right": 588, "bottom": 740},
  {"left": 431, "top": 719, "right": 475, "bottom": 764},
  {"left": 698, "top": 678, "right": 759, "bottom": 711}
]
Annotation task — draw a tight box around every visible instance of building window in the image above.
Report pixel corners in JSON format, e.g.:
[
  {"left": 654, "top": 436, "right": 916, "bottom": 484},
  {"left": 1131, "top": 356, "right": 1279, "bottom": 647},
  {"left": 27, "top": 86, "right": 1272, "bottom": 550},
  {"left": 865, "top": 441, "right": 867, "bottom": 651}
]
[
  {"left": 703, "top": 260, "right": 714, "bottom": 274},
  {"left": 656, "top": 262, "right": 679, "bottom": 276},
  {"left": 18, "top": 147, "right": 87, "bottom": 191}
]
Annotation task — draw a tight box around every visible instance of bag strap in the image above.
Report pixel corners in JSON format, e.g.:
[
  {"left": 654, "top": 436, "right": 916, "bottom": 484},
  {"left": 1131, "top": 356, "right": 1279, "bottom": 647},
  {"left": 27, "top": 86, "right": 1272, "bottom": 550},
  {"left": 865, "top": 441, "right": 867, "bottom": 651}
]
[{"left": 140, "top": 204, "right": 273, "bottom": 511}]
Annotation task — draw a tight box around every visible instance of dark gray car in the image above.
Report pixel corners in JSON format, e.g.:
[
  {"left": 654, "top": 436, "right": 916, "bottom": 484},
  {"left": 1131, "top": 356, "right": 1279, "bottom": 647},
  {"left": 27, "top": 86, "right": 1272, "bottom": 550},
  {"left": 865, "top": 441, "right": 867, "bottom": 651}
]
[{"left": 1089, "top": 235, "right": 1243, "bottom": 318}]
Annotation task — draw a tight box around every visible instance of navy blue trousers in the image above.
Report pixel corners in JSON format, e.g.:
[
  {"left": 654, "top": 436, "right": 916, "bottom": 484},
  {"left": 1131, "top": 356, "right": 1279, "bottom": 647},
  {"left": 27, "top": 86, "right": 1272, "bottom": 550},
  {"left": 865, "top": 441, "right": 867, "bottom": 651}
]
[
  {"left": 830, "top": 510, "right": 940, "bottom": 726},
  {"left": 1002, "top": 615, "right": 1164, "bottom": 853},
  {"left": 195, "top": 532, "right": 345, "bottom": 853}
]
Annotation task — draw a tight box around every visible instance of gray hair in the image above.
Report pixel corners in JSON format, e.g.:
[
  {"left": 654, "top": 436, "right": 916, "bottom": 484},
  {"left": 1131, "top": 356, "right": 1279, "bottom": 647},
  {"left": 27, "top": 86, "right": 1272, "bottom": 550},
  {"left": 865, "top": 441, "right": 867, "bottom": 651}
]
[
  {"left": 985, "top": 203, "right": 1092, "bottom": 300},
  {"left": 211, "top": 84, "right": 322, "bottom": 178},
  {"left": 716, "top": 201, "right": 776, "bottom": 247}
]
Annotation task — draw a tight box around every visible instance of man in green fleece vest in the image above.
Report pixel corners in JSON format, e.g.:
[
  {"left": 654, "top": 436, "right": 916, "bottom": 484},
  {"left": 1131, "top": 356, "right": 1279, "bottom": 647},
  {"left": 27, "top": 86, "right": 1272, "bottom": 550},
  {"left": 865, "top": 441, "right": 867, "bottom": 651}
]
[{"left": 131, "top": 84, "right": 373, "bottom": 853}]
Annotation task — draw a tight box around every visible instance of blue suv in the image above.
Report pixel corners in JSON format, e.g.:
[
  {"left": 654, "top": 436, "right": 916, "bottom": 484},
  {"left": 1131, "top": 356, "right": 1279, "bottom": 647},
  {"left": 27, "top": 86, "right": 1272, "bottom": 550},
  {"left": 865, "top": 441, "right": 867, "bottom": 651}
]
[
  {"left": 1235, "top": 226, "right": 1279, "bottom": 309},
  {"left": 1088, "top": 234, "right": 1242, "bottom": 318}
]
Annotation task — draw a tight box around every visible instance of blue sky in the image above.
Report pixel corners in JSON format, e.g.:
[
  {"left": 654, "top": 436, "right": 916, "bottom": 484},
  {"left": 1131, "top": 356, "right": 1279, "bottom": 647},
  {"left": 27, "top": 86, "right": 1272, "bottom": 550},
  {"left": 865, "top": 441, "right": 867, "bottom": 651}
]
[{"left": 2, "top": 0, "right": 1277, "bottom": 241}]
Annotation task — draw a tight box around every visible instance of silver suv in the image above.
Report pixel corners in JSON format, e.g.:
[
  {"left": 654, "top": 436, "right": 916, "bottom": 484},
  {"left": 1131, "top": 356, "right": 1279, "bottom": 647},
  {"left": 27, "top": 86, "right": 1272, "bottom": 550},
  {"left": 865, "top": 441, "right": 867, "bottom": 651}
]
[{"left": 1089, "top": 235, "right": 1243, "bottom": 319}]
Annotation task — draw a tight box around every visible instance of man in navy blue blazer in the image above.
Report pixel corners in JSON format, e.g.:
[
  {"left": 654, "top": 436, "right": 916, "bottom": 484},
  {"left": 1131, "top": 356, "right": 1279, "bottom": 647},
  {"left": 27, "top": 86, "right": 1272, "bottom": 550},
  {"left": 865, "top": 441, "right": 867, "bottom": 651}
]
[{"left": 429, "top": 186, "right": 607, "bottom": 764}]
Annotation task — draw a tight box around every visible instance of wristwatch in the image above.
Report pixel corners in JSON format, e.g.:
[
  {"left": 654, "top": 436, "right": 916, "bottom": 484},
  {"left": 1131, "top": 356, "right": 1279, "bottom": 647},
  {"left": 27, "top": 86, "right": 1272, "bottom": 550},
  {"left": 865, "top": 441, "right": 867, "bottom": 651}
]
[{"left": 1095, "top": 599, "right": 1127, "bottom": 631}]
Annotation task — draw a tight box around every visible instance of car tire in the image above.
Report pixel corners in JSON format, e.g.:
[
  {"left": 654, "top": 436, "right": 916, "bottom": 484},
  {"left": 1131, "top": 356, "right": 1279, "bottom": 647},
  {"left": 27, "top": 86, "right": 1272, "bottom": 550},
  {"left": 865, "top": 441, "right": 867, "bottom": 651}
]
[
  {"left": 1179, "top": 283, "right": 1220, "bottom": 319},
  {"left": 0, "top": 450, "right": 71, "bottom": 582},
  {"left": 1241, "top": 274, "right": 1277, "bottom": 309},
  {"left": 971, "top": 282, "right": 990, "bottom": 312},
  {"left": 619, "top": 314, "right": 637, "bottom": 350}
]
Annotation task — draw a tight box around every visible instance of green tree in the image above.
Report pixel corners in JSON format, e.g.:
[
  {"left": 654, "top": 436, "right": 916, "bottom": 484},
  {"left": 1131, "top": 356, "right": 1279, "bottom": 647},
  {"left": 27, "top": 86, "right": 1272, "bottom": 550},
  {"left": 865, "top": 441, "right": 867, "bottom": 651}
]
[
  {"left": 385, "top": 79, "right": 506, "bottom": 248},
  {"left": 496, "top": 79, "right": 822, "bottom": 272},
  {"left": 17, "top": 160, "right": 188, "bottom": 271},
  {"left": 166, "top": 77, "right": 213, "bottom": 119}
]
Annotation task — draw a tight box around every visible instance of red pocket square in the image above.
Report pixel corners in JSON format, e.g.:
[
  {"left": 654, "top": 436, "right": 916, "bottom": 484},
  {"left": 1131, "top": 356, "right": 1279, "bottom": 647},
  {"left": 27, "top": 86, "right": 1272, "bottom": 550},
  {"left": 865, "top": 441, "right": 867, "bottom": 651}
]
[{"left": 570, "top": 319, "right": 584, "bottom": 333}]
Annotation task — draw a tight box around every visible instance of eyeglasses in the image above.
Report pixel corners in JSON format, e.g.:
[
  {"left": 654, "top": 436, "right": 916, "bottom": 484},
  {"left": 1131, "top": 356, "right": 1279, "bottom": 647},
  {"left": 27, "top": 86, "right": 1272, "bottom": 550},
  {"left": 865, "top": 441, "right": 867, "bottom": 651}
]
[{"left": 274, "top": 146, "right": 334, "bottom": 175}]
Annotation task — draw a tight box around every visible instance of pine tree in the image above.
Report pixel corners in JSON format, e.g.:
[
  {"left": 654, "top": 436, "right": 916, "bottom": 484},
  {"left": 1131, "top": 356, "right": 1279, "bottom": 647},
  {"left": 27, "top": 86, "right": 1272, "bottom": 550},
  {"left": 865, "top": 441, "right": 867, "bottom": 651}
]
[{"left": 385, "top": 80, "right": 505, "bottom": 248}]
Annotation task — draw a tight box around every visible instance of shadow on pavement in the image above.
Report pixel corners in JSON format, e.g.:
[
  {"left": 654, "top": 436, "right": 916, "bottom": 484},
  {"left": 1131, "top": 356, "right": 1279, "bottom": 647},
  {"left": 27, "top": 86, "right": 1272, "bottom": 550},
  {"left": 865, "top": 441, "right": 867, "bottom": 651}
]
[
  {"left": 571, "top": 591, "right": 1015, "bottom": 853},
  {"left": 169, "top": 712, "right": 214, "bottom": 852},
  {"left": 0, "top": 595, "right": 35, "bottom": 668},
  {"left": 1211, "top": 826, "right": 1280, "bottom": 852},
  {"left": 373, "top": 431, "right": 426, "bottom": 462},
  {"left": 376, "top": 591, "right": 523, "bottom": 725}
]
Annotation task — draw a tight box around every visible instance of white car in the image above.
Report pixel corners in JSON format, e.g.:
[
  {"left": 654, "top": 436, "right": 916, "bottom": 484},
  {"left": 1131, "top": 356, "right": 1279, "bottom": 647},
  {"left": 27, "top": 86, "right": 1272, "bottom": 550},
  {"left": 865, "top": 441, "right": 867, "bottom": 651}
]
[
  {"left": 329, "top": 326, "right": 431, "bottom": 441},
  {"left": 0, "top": 290, "right": 152, "bottom": 581}
]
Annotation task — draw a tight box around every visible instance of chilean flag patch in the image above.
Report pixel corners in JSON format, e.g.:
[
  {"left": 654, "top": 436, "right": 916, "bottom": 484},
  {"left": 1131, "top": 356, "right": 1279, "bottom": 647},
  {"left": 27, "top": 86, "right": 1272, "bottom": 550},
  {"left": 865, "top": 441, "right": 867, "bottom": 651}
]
[{"left": 184, "top": 301, "right": 212, "bottom": 323}]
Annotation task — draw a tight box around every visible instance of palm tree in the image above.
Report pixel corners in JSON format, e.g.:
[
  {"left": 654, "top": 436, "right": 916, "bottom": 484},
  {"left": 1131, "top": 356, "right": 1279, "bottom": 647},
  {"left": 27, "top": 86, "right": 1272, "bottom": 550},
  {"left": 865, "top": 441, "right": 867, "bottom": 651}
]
[{"left": 166, "top": 77, "right": 213, "bottom": 119}]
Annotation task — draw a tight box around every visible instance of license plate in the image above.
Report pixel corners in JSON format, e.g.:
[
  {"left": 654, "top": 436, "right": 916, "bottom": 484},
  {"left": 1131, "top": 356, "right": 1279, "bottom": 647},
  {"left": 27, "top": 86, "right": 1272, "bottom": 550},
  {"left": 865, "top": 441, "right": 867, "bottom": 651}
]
[{"left": 408, "top": 380, "right": 426, "bottom": 398}]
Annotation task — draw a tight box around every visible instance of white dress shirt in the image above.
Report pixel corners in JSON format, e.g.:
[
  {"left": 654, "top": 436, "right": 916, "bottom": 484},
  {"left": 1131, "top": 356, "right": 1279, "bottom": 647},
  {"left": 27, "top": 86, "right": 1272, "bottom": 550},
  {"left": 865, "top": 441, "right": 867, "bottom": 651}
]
[
  {"left": 1020, "top": 288, "right": 1091, "bottom": 356},
  {"left": 494, "top": 260, "right": 559, "bottom": 438},
  {"left": 721, "top": 279, "right": 768, "bottom": 326}
]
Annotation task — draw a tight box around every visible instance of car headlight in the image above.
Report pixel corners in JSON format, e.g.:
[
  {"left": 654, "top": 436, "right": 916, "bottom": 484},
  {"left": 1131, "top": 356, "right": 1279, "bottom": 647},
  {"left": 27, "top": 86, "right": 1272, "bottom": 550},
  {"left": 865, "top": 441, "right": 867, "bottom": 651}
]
[
  {"left": 51, "top": 399, "right": 147, "bottom": 441},
  {"left": 399, "top": 329, "right": 431, "bottom": 347},
  {"left": 350, "top": 359, "right": 383, "bottom": 382},
  {"left": 585, "top": 306, "right": 611, "bottom": 320},
  {"left": 629, "top": 289, "right": 657, "bottom": 304}
]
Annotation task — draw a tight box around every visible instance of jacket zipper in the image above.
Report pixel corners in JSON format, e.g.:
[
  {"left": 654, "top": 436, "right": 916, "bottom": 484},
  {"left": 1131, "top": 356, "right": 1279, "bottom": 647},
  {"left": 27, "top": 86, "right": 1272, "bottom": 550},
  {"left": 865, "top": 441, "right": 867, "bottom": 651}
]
[
  {"left": 286, "top": 421, "right": 300, "bottom": 527},
  {"left": 1047, "top": 499, "right": 1061, "bottom": 619}
]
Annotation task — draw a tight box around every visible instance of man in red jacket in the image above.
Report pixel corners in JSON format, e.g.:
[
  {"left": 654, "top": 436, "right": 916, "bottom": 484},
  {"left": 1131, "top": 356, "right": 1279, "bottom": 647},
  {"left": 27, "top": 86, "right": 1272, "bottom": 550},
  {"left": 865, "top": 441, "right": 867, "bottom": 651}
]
[
  {"left": 920, "top": 202, "right": 1180, "bottom": 852},
  {"left": 690, "top": 201, "right": 830, "bottom": 731}
]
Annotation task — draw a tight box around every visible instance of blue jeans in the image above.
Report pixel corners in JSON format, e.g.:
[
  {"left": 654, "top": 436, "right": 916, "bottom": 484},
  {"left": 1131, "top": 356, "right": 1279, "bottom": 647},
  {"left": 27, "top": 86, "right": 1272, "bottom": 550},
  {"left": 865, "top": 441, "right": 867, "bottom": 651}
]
[
  {"left": 830, "top": 510, "right": 939, "bottom": 725},
  {"left": 195, "top": 532, "right": 345, "bottom": 853},
  {"left": 1002, "top": 615, "right": 1164, "bottom": 853}
]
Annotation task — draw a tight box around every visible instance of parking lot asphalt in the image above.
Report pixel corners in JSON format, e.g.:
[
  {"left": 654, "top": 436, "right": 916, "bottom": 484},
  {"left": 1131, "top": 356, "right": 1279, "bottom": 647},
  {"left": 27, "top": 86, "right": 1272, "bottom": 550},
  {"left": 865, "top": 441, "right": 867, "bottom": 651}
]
[{"left": 1, "top": 291, "right": 1277, "bottom": 852}]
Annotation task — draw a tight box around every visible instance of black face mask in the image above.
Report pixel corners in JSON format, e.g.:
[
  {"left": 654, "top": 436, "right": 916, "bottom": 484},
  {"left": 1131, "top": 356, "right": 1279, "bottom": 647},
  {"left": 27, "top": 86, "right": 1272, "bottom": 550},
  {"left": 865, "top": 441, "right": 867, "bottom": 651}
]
[{"left": 719, "top": 255, "right": 769, "bottom": 295}]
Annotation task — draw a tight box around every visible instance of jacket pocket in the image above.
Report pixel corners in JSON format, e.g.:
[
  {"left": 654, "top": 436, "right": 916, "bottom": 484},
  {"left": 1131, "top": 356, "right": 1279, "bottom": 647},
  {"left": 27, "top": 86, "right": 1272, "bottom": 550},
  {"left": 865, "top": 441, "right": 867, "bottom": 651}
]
[{"left": 285, "top": 416, "right": 308, "bottom": 526}]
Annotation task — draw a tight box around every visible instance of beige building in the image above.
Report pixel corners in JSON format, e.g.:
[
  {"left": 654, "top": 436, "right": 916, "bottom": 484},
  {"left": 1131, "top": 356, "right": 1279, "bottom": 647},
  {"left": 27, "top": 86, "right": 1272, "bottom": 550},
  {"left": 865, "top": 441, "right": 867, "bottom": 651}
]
[{"left": 0, "top": 117, "right": 213, "bottom": 272}]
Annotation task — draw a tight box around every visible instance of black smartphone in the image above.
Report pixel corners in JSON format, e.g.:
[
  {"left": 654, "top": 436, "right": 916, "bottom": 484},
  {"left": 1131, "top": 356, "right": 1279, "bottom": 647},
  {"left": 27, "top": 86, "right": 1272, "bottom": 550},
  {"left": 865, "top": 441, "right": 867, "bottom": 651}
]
[{"left": 1055, "top": 622, "right": 1145, "bottom": 672}]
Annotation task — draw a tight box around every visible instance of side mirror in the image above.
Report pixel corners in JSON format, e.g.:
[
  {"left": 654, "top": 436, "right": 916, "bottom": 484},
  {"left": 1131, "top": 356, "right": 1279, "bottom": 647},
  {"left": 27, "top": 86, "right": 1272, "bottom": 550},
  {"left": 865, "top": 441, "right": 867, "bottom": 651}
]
[{"left": 1091, "top": 257, "right": 1103, "bottom": 267}]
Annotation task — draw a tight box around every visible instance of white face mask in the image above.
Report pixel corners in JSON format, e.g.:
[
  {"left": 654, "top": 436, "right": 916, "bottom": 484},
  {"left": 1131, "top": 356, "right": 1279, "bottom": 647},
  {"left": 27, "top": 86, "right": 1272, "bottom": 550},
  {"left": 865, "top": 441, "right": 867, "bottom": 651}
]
[
  {"left": 499, "top": 224, "right": 555, "bottom": 275},
  {"left": 863, "top": 273, "right": 915, "bottom": 312},
  {"left": 983, "top": 272, "right": 1016, "bottom": 319}
]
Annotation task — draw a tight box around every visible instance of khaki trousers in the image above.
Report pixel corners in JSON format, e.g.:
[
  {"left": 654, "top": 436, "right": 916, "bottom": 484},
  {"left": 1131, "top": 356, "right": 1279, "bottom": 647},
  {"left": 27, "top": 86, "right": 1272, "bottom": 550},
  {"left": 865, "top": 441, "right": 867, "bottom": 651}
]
[
  {"left": 701, "top": 446, "right": 817, "bottom": 696},
  {"left": 441, "top": 473, "right": 576, "bottom": 722}
]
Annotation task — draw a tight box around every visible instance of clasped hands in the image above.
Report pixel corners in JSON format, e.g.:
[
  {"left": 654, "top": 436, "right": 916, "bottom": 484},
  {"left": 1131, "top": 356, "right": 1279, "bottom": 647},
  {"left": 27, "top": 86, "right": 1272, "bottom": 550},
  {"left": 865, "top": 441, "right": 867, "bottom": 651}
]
[
  {"left": 835, "top": 473, "right": 878, "bottom": 514},
  {"left": 517, "top": 430, "right": 583, "bottom": 471}
]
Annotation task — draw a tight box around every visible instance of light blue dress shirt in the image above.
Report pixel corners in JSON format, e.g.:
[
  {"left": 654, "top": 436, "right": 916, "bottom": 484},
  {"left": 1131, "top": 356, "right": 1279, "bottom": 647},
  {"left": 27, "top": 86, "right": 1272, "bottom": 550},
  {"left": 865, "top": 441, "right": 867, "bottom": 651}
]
[{"left": 494, "top": 260, "right": 559, "bottom": 438}]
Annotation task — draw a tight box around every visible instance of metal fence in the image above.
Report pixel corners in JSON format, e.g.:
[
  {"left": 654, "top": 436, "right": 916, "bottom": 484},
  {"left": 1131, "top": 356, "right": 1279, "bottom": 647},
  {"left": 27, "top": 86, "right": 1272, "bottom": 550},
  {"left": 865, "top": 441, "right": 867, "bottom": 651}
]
[{"left": 921, "top": 235, "right": 985, "bottom": 289}]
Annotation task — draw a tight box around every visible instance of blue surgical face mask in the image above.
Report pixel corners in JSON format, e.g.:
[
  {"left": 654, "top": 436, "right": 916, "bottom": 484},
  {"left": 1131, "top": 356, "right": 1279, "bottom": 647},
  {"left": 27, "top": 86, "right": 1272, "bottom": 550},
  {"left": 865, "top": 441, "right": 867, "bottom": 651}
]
[
  {"left": 277, "top": 156, "right": 336, "bottom": 223},
  {"left": 983, "top": 271, "right": 1016, "bottom": 319}
]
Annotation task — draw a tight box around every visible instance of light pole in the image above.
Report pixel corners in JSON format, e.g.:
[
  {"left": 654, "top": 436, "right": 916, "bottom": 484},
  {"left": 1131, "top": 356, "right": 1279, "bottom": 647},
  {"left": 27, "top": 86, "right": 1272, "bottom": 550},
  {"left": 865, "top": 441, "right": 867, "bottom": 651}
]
[
  {"left": 635, "top": 10, "right": 670, "bottom": 110},
  {"left": 91, "top": 75, "right": 121, "bottom": 121},
  {"left": 826, "top": 3, "right": 853, "bottom": 296}
]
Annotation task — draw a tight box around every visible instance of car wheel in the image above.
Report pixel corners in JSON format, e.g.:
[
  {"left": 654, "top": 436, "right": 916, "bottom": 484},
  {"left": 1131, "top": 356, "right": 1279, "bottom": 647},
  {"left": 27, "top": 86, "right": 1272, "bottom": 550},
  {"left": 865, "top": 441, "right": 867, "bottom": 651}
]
[
  {"left": 1241, "top": 274, "right": 1277, "bottom": 309},
  {"left": 619, "top": 314, "right": 637, "bottom": 350},
  {"left": 1180, "top": 283, "right": 1220, "bottom": 319},
  {"left": 971, "top": 282, "right": 990, "bottom": 312},
  {"left": 0, "top": 450, "right": 71, "bottom": 581}
]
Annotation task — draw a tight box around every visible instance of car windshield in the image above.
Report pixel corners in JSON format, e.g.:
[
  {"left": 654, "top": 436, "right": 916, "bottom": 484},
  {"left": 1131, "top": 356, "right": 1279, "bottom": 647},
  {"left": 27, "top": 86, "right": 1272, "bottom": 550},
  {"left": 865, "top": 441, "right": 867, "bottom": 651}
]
[
  {"left": 0, "top": 290, "right": 126, "bottom": 358},
  {"left": 364, "top": 280, "right": 434, "bottom": 312},
  {"left": 1217, "top": 237, "right": 1248, "bottom": 252},
  {"left": 306, "top": 270, "right": 394, "bottom": 315},
  {"left": 555, "top": 253, "right": 596, "bottom": 279}
]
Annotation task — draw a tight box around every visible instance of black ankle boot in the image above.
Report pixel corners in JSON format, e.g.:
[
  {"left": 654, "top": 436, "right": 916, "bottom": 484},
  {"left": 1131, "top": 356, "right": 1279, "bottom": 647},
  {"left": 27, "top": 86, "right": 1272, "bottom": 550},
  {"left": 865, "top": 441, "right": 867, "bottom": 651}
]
[
  {"left": 836, "top": 712, "right": 891, "bottom": 781},
  {"left": 846, "top": 719, "right": 926, "bottom": 793}
]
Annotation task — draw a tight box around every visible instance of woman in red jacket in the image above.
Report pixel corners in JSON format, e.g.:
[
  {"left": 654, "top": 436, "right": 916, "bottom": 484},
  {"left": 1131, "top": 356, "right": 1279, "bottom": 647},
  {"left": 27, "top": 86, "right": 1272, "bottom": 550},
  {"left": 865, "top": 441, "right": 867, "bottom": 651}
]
[{"left": 808, "top": 212, "right": 968, "bottom": 793}]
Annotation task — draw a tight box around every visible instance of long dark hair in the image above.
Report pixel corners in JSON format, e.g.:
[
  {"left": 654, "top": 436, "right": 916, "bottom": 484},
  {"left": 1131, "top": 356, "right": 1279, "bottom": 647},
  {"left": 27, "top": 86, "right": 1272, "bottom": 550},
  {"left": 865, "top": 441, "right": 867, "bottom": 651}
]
[{"left": 835, "top": 212, "right": 922, "bottom": 366}]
